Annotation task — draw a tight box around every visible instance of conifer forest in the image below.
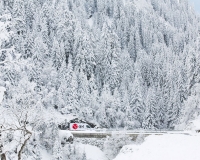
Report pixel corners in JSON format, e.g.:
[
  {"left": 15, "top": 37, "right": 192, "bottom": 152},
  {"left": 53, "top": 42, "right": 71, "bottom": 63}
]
[{"left": 0, "top": 0, "right": 200, "bottom": 159}]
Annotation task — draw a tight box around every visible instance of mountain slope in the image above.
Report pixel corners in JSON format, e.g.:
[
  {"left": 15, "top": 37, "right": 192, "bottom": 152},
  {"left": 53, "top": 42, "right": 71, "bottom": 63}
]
[
  {"left": 0, "top": 0, "right": 200, "bottom": 158},
  {"left": 1, "top": 0, "right": 200, "bottom": 129}
]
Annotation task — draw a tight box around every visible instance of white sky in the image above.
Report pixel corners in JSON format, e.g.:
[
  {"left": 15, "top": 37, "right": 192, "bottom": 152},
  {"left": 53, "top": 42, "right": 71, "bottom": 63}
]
[{"left": 189, "top": 0, "right": 200, "bottom": 14}]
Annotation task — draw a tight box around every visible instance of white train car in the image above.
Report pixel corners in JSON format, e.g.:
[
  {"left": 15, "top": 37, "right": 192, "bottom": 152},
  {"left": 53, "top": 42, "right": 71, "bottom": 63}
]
[{"left": 69, "top": 123, "right": 92, "bottom": 131}]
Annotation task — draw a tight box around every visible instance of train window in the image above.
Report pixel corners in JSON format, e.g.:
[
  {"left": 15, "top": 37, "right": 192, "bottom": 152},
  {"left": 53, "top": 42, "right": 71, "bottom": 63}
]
[{"left": 86, "top": 125, "right": 91, "bottom": 128}]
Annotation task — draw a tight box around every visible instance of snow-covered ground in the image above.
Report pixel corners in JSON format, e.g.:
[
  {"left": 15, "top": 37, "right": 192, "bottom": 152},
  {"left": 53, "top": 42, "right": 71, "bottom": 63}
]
[
  {"left": 114, "top": 134, "right": 200, "bottom": 160},
  {"left": 40, "top": 144, "right": 108, "bottom": 160},
  {"left": 79, "top": 144, "right": 108, "bottom": 160}
]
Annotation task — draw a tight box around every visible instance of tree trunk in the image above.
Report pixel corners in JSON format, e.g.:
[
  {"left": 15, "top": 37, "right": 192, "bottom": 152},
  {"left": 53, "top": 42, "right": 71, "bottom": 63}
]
[
  {"left": 1, "top": 153, "right": 6, "bottom": 160},
  {"left": 18, "top": 131, "right": 32, "bottom": 160}
]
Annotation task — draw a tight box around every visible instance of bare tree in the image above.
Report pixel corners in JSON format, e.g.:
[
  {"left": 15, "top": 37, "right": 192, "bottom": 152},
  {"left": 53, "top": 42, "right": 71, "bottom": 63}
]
[
  {"left": 0, "top": 105, "right": 43, "bottom": 160},
  {"left": 0, "top": 73, "right": 44, "bottom": 160},
  {"left": 0, "top": 111, "right": 32, "bottom": 160}
]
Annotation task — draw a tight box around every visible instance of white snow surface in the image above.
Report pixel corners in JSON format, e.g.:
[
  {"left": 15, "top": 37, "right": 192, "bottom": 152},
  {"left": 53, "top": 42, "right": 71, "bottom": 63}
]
[
  {"left": 40, "top": 149, "right": 52, "bottom": 160},
  {"left": 191, "top": 117, "right": 200, "bottom": 130},
  {"left": 133, "top": 0, "right": 152, "bottom": 12},
  {"left": 79, "top": 144, "right": 108, "bottom": 160},
  {"left": 0, "top": 86, "right": 6, "bottom": 104},
  {"left": 59, "top": 130, "right": 73, "bottom": 140},
  {"left": 114, "top": 134, "right": 200, "bottom": 160},
  {"left": 40, "top": 144, "right": 108, "bottom": 160},
  {"left": 87, "top": 17, "right": 94, "bottom": 28}
]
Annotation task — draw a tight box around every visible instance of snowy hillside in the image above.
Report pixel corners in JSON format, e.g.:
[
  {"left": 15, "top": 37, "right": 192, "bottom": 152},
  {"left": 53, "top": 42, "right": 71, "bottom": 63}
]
[
  {"left": 1, "top": 0, "right": 200, "bottom": 131},
  {"left": 0, "top": 0, "right": 200, "bottom": 159}
]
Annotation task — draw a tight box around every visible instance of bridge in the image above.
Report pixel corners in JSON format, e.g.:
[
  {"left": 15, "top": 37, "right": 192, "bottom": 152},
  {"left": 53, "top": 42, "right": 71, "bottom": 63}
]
[{"left": 71, "top": 130, "right": 190, "bottom": 140}]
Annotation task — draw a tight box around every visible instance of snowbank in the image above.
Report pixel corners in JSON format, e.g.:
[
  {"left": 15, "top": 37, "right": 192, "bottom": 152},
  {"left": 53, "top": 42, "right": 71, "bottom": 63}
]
[
  {"left": 114, "top": 134, "right": 200, "bottom": 160},
  {"left": 79, "top": 144, "right": 108, "bottom": 160}
]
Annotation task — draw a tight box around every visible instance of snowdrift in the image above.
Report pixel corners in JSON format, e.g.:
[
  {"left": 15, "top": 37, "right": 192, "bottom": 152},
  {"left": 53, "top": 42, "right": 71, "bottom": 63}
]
[{"left": 114, "top": 134, "right": 200, "bottom": 160}]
